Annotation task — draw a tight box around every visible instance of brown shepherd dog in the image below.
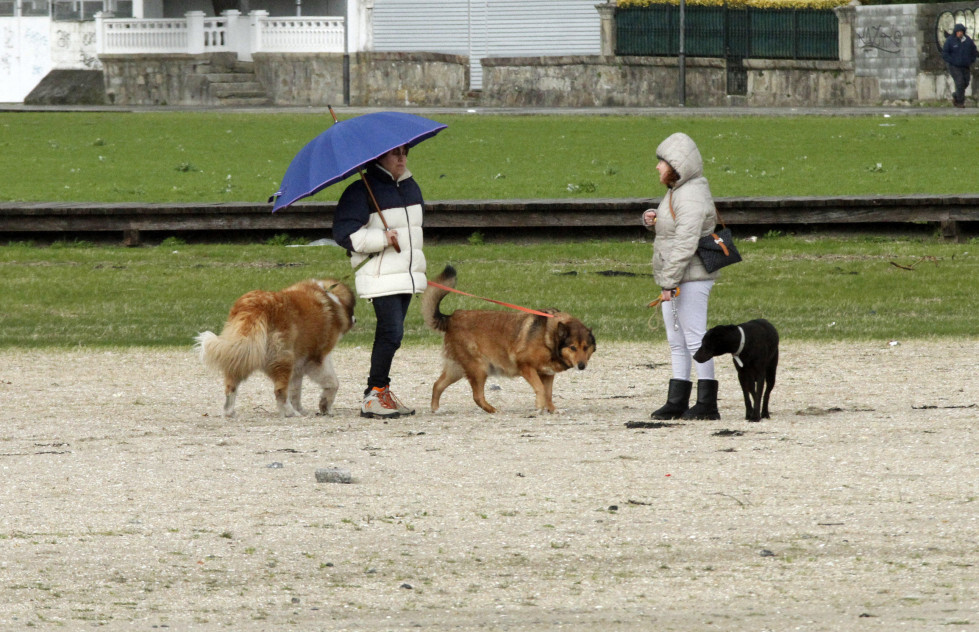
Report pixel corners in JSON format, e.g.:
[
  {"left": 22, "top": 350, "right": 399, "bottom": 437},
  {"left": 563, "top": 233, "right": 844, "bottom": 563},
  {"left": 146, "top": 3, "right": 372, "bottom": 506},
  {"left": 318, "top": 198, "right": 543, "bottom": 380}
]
[
  {"left": 195, "top": 279, "right": 356, "bottom": 418},
  {"left": 422, "top": 265, "right": 596, "bottom": 413}
]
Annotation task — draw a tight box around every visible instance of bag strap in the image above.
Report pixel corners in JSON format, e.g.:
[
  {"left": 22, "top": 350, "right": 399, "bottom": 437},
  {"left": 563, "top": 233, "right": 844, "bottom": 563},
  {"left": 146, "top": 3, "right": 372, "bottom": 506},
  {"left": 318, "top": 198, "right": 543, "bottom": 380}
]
[
  {"left": 671, "top": 190, "right": 731, "bottom": 256},
  {"left": 668, "top": 189, "right": 725, "bottom": 228},
  {"left": 710, "top": 232, "right": 731, "bottom": 256}
]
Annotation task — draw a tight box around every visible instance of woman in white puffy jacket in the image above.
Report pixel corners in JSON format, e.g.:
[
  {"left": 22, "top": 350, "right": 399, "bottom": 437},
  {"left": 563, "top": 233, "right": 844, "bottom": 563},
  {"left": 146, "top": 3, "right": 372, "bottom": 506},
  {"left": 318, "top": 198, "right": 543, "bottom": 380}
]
[
  {"left": 333, "top": 145, "right": 426, "bottom": 419},
  {"left": 642, "top": 133, "right": 721, "bottom": 421}
]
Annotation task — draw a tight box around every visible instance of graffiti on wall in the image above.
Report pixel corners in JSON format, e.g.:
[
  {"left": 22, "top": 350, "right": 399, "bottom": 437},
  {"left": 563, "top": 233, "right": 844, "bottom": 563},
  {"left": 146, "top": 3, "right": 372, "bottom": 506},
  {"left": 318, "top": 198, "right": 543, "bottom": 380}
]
[
  {"left": 0, "top": 17, "right": 52, "bottom": 102},
  {"left": 52, "top": 22, "right": 102, "bottom": 70},
  {"left": 936, "top": 10, "right": 979, "bottom": 51},
  {"left": 856, "top": 24, "right": 903, "bottom": 54}
]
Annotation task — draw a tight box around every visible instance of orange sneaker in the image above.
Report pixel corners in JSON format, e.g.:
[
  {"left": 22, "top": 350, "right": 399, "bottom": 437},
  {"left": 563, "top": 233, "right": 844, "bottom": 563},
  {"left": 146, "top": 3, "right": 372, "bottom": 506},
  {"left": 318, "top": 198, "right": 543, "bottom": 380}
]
[{"left": 361, "top": 386, "right": 401, "bottom": 418}]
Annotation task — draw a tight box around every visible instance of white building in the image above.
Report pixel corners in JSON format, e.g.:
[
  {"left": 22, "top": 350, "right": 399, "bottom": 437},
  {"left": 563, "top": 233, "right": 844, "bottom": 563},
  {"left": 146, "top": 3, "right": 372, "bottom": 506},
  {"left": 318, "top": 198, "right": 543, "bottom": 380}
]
[{"left": 1, "top": 0, "right": 601, "bottom": 102}]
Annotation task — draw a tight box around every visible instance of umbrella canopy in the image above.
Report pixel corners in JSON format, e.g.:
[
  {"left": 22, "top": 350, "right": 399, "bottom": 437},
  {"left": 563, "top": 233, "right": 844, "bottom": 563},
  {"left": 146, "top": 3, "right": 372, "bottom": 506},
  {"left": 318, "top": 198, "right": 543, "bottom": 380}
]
[{"left": 270, "top": 111, "right": 448, "bottom": 212}]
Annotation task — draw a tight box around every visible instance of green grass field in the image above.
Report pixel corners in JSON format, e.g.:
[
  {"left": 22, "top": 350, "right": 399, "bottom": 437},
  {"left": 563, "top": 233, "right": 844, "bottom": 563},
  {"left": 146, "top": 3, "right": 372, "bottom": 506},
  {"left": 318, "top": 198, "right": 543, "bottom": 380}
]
[
  {"left": 2, "top": 112, "right": 977, "bottom": 349},
  {"left": 3, "top": 111, "right": 979, "bottom": 202},
  {"left": 0, "top": 236, "right": 973, "bottom": 348}
]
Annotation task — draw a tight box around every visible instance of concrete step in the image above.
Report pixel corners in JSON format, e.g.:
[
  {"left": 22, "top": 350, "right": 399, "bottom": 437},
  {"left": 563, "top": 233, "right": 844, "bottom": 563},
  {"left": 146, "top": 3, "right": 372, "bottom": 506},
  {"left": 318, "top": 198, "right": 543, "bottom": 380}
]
[
  {"left": 216, "top": 96, "right": 272, "bottom": 106},
  {"left": 210, "top": 81, "right": 266, "bottom": 98},
  {"left": 205, "top": 73, "right": 258, "bottom": 83}
]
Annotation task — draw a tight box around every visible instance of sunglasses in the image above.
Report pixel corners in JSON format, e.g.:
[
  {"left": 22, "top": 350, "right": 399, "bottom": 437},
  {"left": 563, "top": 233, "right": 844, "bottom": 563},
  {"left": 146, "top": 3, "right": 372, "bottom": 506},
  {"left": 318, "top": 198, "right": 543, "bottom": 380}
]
[{"left": 386, "top": 146, "right": 410, "bottom": 158}]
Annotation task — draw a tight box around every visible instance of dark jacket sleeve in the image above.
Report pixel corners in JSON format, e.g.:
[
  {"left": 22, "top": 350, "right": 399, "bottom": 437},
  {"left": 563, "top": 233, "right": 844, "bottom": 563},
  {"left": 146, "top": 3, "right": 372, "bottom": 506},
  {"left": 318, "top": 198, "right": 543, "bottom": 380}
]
[{"left": 332, "top": 181, "right": 370, "bottom": 252}]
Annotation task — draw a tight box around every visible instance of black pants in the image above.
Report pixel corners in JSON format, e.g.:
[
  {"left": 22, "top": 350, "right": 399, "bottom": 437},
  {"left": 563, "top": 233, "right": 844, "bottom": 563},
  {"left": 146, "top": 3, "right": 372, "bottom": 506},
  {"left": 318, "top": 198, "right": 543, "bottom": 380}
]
[
  {"left": 949, "top": 64, "right": 971, "bottom": 104},
  {"left": 366, "top": 293, "right": 412, "bottom": 393}
]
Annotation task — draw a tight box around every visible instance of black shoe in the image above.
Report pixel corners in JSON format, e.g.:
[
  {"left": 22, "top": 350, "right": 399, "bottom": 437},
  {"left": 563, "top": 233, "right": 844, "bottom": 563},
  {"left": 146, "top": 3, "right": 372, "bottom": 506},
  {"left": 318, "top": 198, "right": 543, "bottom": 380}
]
[
  {"left": 682, "top": 379, "right": 720, "bottom": 420},
  {"left": 650, "top": 379, "right": 692, "bottom": 420}
]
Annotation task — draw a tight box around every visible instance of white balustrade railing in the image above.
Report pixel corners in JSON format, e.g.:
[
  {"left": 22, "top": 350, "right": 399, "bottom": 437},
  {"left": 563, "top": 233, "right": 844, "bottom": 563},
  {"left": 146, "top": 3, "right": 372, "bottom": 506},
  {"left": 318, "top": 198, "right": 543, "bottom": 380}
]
[
  {"left": 256, "top": 17, "right": 344, "bottom": 53},
  {"left": 96, "top": 10, "right": 344, "bottom": 59},
  {"left": 99, "top": 18, "right": 189, "bottom": 54}
]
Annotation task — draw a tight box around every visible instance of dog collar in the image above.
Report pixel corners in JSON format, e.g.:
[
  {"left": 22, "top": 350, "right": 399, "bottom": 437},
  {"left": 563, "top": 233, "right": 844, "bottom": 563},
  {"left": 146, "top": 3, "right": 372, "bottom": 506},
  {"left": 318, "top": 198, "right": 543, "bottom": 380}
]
[{"left": 733, "top": 326, "right": 745, "bottom": 368}]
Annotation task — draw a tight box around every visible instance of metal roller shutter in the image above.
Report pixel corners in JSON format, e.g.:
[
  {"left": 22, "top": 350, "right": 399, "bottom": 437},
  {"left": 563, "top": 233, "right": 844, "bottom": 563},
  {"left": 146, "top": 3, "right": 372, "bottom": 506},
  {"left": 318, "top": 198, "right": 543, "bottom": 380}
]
[{"left": 372, "top": 0, "right": 600, "bottom": 90}]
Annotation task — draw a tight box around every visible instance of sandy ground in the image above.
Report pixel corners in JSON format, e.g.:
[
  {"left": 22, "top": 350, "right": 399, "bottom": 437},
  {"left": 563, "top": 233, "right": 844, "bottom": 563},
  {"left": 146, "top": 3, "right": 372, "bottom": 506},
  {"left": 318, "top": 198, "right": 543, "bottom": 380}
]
[{"left": 0, "top": 340, "right": 977, "bottom": 631}]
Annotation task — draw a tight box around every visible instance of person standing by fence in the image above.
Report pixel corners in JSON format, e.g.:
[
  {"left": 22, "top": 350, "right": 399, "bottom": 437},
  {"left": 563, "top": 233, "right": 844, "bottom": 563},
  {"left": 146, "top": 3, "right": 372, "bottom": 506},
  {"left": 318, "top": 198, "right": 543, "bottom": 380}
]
[{"left": 942, "top": 23, "right": 978, "bottom": 108}]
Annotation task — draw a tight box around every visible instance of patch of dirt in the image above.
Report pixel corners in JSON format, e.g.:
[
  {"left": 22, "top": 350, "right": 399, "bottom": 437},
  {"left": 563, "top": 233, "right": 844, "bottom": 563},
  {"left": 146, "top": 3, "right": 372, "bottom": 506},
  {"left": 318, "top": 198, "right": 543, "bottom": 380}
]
[{"left": 0, "top": 340, "right": 977, "bottom": 630}]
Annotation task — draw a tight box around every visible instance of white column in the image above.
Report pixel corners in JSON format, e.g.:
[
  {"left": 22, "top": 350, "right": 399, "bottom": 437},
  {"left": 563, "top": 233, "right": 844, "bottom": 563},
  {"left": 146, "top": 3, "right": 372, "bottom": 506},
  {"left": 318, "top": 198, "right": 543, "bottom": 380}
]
[
  {"left": 222, "top": 9, "right": 247, "bottom": 59},
  {"left": 347, "top": 0, "right": 372, "bottom": 52},
  {"left": 186, "top": 11, "right": 205, "bottom": 54},
  {"left": 249, "top": 10, "right": 268, "bottom": 56},
  {"left": 94, "top": 11, "right": 104, "bottom": 55}
]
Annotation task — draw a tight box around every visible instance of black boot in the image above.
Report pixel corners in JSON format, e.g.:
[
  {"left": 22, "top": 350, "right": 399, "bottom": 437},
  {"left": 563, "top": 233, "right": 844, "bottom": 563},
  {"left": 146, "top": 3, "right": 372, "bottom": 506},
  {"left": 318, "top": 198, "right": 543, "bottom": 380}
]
[
  {"left": 682, "top": 379, "right": 720, "bottom": 420},
  {"left": 650, "top": 379, "right": 692, "bottom": 420}
]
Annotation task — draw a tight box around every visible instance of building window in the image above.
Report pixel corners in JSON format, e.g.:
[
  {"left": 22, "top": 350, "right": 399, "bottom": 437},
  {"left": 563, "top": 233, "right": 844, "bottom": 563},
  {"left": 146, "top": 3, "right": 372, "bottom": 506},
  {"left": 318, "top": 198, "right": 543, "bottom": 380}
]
[{"left": 52, "top": 0, "right": 131, "bottom": 19}]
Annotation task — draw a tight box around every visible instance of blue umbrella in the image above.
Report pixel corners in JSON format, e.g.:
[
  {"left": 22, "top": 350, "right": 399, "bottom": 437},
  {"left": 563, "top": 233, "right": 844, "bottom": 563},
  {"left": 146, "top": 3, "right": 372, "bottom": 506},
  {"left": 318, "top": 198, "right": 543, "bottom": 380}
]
[{"left": 269, "top": 109, "right": 448, "bottom": 213}]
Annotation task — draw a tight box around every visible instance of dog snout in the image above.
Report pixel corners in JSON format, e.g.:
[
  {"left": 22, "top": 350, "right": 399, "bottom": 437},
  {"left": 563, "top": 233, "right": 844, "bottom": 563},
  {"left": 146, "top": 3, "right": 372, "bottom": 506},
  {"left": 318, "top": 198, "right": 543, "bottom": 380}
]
[{"left": 577, "top": 361, "right": 587, "bottom": 370}]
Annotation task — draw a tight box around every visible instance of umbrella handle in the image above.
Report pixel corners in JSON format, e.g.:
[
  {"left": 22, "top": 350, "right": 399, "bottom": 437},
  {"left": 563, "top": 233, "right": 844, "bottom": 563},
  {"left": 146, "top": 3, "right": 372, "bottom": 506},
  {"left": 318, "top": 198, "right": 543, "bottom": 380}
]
[
  {"left": 329, "top": 105, "right": 401, "bottom": 253},
  {"left": 360, "top": 171, "right": 401, "bottom": 253}
]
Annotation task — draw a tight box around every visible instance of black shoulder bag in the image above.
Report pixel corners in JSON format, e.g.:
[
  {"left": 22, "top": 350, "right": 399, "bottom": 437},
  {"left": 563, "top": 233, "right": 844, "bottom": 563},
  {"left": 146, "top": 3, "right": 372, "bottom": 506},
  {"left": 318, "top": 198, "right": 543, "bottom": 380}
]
[{"left": 668, "top": 191, "right": 742, "bottom": 273}]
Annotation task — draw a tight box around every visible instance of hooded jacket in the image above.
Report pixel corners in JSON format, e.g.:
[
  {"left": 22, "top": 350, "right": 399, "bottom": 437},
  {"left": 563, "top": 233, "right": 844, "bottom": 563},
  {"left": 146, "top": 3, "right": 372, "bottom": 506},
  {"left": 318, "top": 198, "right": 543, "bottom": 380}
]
[
  {"left": 942, "top": 25, "right": 978, "bottom": 68},
  {"left": 333, "top": 162, "right": 427, "bottom": 299},
  {"left": 650, "top": 132, "right": 719, "bottom": 289}
]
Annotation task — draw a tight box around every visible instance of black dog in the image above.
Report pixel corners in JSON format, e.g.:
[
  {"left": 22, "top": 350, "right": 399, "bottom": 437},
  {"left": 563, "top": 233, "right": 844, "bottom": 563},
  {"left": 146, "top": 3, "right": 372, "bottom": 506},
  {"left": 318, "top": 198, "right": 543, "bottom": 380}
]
[{"left": 693, "top": 319, "right": 778, "bottom": 422}]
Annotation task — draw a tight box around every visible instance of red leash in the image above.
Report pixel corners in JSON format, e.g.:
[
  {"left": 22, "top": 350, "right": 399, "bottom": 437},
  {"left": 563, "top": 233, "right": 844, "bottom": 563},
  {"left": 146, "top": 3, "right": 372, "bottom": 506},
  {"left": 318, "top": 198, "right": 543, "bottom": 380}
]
[{"left": 426, "top": 281, "right": 555, "bottom": 318}]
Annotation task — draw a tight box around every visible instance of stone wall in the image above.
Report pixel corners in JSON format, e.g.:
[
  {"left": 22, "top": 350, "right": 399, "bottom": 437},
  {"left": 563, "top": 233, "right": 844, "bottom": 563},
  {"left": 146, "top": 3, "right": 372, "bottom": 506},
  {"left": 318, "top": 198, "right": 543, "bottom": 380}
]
[
  {"left": 102, "top": 50, "right": 468, "bottom": 107},
  {"left": 481, "top": 56, "right": 727, "bottom": 107},
  {"left": 347, "top": 52, "right": 469, "bottom": 107},
  {"left": 743, "top": 59, "right": 879, "bottom": 107},
  {"left": 252, "top": 53, "right": 345, "bottom": 106},
  {"left": 480, "top": 55, "right": 876, "bottom": 108},
  {"left": 853, "top": 4, "right": 921, "bottom": 102},
  {"left": 100, "top": 53, "right": 237, "bottom": 106}
]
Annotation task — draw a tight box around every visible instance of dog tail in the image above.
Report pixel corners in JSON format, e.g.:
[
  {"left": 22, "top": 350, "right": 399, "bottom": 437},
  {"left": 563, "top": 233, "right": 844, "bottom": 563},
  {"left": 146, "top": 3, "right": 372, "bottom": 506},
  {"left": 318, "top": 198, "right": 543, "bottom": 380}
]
[
  {"left": 194, "top": 317, "right": 269, "bottom": 381},
  {"left": 422, "top": 265, "right": 457, "bottom": 333}
]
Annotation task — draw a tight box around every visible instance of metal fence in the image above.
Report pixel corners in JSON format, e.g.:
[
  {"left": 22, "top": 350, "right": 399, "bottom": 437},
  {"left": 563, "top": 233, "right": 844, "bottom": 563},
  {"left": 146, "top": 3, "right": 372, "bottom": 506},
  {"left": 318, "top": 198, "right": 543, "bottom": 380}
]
[{"left": 616, "top": 5, "right": 839, "bottom": 60}]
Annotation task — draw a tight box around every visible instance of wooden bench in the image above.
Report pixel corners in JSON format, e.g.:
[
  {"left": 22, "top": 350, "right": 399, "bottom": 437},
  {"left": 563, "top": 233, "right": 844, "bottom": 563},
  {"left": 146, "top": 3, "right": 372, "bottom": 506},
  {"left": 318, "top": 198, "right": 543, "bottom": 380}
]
[{"left": 2, "top": 195, "right": 976, "bottom": 244}]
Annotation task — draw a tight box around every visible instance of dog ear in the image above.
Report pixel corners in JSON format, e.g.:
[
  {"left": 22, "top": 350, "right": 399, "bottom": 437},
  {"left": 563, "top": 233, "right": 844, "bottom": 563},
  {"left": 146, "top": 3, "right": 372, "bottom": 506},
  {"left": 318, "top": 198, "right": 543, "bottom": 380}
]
[{"left": 554, "top": 320, "right": 570, "bottom": 345}]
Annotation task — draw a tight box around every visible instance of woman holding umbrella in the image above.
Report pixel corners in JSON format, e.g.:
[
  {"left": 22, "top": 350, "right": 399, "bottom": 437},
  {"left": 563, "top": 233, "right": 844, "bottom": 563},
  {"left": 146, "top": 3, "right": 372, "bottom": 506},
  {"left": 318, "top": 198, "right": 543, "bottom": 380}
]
[{"left": 333, "top": 144, "right": 426, "bottom": 419}]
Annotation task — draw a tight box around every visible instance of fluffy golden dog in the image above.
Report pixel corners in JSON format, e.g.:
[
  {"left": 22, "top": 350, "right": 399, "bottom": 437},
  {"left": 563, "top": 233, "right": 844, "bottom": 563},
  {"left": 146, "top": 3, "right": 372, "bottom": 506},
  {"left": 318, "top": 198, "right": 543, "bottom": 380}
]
[
  {"left": 422, "top": 265, "right": 595, "bottom": 413},
  {"left": 195, "top": 279, "right": 355, "bottom": 418}
]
